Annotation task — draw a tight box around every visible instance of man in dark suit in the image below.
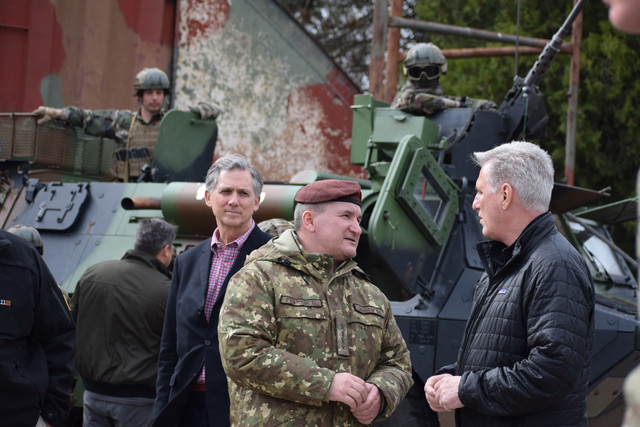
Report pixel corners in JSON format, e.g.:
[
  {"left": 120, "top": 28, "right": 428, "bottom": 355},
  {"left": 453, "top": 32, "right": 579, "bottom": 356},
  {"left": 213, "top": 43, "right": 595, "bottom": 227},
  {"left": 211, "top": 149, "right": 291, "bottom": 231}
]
[{"left": 153, "top": 154, "right": 272, "bottom": 427}]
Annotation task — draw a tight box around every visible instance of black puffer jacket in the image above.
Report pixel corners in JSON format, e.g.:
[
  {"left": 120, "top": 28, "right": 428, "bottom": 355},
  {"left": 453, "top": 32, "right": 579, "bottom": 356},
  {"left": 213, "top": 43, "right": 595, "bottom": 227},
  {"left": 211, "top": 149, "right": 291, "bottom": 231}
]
[{"left": 438, "top": 212, "right": 594, "bottom": 427}]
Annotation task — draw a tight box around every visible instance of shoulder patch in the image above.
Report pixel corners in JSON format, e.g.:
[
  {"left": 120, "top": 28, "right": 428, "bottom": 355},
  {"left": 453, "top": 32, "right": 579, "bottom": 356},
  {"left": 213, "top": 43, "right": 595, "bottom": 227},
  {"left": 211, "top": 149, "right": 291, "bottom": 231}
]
[{"left": 352, "top": 269, "right": 373, "bottom": 283}]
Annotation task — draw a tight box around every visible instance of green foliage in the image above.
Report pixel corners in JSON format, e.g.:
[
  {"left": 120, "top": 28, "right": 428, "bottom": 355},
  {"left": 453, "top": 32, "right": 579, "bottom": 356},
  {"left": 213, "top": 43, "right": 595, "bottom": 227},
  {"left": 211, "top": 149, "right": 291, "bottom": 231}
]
[
  {"left": 414, "top": 0, "right": 639, "bottom": 205},
  {"left": 577, "top": 24, "right": 640, "bottom": 198}
]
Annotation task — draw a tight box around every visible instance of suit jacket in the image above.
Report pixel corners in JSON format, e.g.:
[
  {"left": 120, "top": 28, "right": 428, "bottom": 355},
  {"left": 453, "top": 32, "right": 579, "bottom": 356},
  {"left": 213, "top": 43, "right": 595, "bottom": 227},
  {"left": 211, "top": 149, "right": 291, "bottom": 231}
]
[{"left": 153, "top": 226, "right": 272, "bottom": 427}]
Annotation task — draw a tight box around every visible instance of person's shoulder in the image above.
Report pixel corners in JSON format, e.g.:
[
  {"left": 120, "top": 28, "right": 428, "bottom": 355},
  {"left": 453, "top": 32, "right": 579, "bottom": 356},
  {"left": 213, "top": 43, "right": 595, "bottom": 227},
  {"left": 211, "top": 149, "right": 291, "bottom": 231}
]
[
  {"left": 351, "top": 267, "right": 390, "bottom": 297},
  {"left": 182, "top": 238, "right": 212, "bottom": 256},
  {"left": 0, "top": 229, "right": 38, "bottom": 262},
  {"left": 249, "top": 226, "right": 274, "bottom": 245}
]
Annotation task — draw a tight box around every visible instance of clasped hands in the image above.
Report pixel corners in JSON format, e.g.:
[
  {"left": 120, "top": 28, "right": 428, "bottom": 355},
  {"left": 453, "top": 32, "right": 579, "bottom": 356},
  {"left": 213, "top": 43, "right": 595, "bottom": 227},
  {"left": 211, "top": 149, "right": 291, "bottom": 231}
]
[
  {"left": 424, "top": 373, "right": 464, "bottom": 412},
  {"left": 329, "top": 372, "right": 381, "bottom": 424}
]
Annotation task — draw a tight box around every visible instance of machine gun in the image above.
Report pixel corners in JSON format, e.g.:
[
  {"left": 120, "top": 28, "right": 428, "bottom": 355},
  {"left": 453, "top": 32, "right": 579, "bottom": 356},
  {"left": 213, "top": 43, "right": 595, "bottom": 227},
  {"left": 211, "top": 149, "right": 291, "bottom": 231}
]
[{"left": 499, "top": 0, "right": 586, "bottom": 139}]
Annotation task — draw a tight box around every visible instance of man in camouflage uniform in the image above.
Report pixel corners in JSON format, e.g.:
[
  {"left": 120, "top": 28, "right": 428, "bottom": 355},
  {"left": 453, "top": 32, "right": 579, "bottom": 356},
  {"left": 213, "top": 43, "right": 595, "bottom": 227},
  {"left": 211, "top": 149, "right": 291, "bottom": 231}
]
[
  {"left": 32, "top": 67, "right": 218, "bottom": 182},
  {"left": 218, "top": 179, "right": 413, "bottom": 426},
  {"left": 392, "top": 42, "right": 495, "bottom": 116}
]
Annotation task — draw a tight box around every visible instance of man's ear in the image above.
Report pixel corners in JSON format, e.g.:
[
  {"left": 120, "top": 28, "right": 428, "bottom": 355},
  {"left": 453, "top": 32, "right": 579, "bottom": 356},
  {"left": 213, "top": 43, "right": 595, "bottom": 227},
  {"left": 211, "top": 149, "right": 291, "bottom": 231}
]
[
  {"left": 301, "top": 209, "right": 315, "bottom": 232},
  {"left": 502, "top": 183, "right": 513, "bottom": 209}
]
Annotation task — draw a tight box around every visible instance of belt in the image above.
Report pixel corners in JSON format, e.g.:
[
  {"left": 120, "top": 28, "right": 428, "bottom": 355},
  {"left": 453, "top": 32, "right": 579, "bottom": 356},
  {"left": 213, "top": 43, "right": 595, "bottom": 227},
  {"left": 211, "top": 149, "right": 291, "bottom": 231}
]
[{"left": 194, "top": 382, "right": 206, "bottom": 392}]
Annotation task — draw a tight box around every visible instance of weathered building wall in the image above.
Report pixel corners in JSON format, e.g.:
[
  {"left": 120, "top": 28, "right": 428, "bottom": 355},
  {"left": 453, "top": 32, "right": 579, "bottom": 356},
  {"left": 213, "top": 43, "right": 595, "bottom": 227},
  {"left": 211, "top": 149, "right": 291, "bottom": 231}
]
[
  {"left": 173, "top": 0, "right": 364, "bottom": 181},
  {"left": 1, "top": 0, "right": 364, "bottom": 181},
  {"left": 0, "top": 0, "right": 175, "bottom": 113}
]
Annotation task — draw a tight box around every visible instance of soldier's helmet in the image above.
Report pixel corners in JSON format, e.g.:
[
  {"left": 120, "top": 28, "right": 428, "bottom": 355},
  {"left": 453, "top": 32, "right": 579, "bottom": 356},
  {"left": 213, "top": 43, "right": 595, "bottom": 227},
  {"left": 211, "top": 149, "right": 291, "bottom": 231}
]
[
  {"left": 403, "top": 43, "right": 448, "bottom": 81},
  {"left": 133, "top": 68, "right": 170, "bottom": 96},
  {"left": 7, "top": 224, "right": 44, "bottom": 255}
]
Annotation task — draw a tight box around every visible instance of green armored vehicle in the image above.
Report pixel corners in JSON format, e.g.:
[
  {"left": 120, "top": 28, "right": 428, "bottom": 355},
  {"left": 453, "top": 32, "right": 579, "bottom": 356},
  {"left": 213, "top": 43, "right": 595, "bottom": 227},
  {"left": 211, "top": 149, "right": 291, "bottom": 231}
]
[{"left": 0, "top": 0, "right": 637, "bottom": 425}]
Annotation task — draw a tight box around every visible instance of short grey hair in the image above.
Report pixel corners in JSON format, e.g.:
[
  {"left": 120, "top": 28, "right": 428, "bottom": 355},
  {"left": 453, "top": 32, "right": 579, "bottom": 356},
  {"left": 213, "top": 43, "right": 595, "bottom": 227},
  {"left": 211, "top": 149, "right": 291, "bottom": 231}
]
[
  {"left": 205, "top": 153, "right": 263, "bottom": 196},
  {"left": 472, "top": 141, "right": 554, "bottom": 212},
  {"left": 134, "top": 218, "right": 177, "bottom": 256},
  {"left": 293, "top": 203, "right": 326, "bottom": 231}
]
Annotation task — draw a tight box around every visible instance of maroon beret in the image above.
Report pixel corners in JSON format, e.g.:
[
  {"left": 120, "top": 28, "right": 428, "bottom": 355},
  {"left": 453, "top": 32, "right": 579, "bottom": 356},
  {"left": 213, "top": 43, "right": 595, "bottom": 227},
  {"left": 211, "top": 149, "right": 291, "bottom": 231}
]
[{"left": 295, "top": 179, "right": 362, "bottom": 206}]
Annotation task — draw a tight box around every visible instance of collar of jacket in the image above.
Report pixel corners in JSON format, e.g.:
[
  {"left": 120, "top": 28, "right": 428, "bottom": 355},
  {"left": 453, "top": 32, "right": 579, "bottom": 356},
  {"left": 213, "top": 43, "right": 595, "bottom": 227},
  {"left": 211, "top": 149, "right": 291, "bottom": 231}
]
[
  {"left": 476, "top": 211, "right": 555, "bottom": 279},
  {"left": 266, "top": 229, "right": 358, "bottom": 282},
  {"left": 121, "top": 248, "right": 172, "bottom": 278}
]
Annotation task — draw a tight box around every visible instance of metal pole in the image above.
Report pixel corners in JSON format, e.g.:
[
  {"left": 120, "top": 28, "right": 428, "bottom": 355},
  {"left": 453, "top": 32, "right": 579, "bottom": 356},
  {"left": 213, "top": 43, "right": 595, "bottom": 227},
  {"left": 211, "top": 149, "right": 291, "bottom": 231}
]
[
  {"left": 442, "top": 46, "right": 546, "bottom": 58},
  {"left": 384, "top": 0, "right": 403, "bottom": 104},
  {"left": 389, "top": 15, "right": 572, "bottom": 52},
  {"left": 564, "top": 0, "right": 584, "bottom": 186},
  {"left": 369, "top": 0, "right": 388, "bottom": 100}
]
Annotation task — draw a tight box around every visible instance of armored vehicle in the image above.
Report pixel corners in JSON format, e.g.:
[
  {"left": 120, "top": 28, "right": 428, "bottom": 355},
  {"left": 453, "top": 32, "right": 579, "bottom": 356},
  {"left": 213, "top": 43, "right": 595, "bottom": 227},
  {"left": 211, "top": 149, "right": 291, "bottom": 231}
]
[{"left": 0, "top": 0, "right": 637, "bottom": 425}]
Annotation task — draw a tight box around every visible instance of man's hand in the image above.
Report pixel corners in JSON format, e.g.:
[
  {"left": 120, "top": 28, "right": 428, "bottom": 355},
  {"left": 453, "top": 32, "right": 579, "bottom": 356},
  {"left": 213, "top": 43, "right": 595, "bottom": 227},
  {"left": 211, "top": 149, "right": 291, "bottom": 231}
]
[
  {"left": 425, "top": 374, "right": 450, "bottom": 412},
  {"left": 191, "top": 102, "right": 220, "bottom": 120},
  {"left": 32, "top": 106, "right": 62, "bottom": 124},
  {"left": 433, "top": 374, "right": 463, "bottom": 412},
  {"left": 351, "top": 382, "right": 381, "bottom": 425},
  {"left": 329, "top": 372, "right": 367, "bottom": 410}
]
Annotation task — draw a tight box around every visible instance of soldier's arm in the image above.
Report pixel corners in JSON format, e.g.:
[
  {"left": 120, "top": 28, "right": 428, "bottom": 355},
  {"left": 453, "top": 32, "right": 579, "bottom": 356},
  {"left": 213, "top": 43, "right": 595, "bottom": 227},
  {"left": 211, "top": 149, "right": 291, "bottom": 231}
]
[
  {"left": 188, "top": 102, "right": 220, "bottom": 120},
  {"left": 33, "top": 106, "right": 132, "bottom": 144},
  {"left": 365, "top": 304, "right": 414, "bottom": 421},
  {"left": 393, "top": 90, "right": 461, "bottom": 115},
  {"left": 218, "top": 265, "right": 335, "bottom": 406},
  {"left": 64, "top": 107, "right": 132, "bottom": 143}
]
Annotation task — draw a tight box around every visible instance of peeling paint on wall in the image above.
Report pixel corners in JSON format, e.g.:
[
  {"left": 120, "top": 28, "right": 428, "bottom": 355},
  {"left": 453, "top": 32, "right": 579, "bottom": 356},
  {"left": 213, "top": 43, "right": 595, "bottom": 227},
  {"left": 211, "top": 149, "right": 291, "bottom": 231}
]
[{"left": 174, "top": 0, "right": 364, "bottom": 182}]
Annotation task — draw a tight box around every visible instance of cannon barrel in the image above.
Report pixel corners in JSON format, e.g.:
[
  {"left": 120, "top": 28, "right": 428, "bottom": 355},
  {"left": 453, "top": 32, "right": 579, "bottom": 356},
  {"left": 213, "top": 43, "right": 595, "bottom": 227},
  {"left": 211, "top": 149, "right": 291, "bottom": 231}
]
[{"left": 121, "top": 182, "right": 303, "bottom": 236}]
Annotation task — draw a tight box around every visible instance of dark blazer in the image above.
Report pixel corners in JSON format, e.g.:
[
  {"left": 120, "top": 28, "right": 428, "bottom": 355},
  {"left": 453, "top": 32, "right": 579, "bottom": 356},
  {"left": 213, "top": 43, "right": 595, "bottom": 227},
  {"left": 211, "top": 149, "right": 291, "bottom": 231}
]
[{"left": 153, "top": 226, "right": 272, "bottom": 427}]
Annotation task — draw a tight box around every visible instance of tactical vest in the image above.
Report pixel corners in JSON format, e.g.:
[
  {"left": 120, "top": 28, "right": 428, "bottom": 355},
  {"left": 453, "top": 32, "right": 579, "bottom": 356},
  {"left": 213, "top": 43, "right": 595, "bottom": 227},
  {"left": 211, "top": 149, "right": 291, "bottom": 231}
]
[{"left": 112, "top": 113, "right": 161, "bottom": 181}]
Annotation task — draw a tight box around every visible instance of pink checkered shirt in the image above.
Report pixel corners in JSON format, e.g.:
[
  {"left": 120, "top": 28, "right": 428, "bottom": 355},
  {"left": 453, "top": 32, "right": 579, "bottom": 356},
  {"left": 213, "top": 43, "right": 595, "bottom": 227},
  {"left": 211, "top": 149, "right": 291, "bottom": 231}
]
[{"left": 197, "top": 221, "right": 255, "bottom": 384}]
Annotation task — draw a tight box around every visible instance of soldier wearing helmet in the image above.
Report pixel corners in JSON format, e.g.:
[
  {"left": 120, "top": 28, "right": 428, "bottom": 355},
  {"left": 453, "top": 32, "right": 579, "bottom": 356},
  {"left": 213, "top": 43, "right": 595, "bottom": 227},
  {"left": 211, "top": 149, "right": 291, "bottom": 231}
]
[
  {"left": 7, "top": 224, "right": 44, "bottom": 255},
  {"left": 392, "top": 43, "right": 495, "bottom": 116},
  {"left": 32, "top": 68, "right": 219, "bottom": 182}
]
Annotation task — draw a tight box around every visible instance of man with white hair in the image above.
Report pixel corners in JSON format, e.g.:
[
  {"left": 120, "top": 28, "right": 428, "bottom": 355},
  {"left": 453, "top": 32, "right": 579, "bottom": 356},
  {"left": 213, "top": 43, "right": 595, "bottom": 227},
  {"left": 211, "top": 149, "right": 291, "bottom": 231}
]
[{"left": 425, "top": 141, "right": 594, "bottom": 426}]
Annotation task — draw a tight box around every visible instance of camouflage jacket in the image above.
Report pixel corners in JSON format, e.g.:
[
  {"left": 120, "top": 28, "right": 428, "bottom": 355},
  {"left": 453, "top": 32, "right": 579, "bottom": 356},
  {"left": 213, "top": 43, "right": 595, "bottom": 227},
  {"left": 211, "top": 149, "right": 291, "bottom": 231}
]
[
  {"left": 218, "top": 229, "right": 413, "bottom": 427},
  {"left": 61, "top": 106, "right": 164, "bottom": 145},
  {"left": 391, "top": 81, "right": 497, "bottom": 116},
  {"left": 391, "top": 81, "right": 461, "bottom": 116}
]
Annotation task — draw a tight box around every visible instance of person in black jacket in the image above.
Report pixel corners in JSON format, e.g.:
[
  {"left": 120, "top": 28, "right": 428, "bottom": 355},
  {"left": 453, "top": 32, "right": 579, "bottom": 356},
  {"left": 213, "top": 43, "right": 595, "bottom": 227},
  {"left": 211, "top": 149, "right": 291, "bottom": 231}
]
[
  {"left": 0, "top": 228, "right": 75, "bottom": 427},
  {"left": 425, "top": 141, "right": 594, "bottom": 426},
  {"left": 153, "top": 154, "right": 272, "bottom": 427},
  {"left": 72, "top": 218, "right": 176, "bottom": 426}
]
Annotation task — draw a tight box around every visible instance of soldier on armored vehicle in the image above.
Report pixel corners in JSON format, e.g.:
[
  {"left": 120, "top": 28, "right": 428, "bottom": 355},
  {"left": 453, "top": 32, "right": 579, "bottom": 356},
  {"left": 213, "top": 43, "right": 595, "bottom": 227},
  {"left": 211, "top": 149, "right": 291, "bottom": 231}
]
[
  {"left": 392, "top": 43, "right": 496, "bottom": 116},
  {"left": 32, "top": 68, "right": 219, "bottom": 182}
]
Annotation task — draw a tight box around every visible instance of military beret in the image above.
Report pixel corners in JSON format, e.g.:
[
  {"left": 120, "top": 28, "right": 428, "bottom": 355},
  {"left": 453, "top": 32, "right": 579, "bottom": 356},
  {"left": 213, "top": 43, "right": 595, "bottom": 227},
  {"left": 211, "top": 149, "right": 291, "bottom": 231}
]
[{"left": 295, "top": 179, "right": 362, "bottom": 206}]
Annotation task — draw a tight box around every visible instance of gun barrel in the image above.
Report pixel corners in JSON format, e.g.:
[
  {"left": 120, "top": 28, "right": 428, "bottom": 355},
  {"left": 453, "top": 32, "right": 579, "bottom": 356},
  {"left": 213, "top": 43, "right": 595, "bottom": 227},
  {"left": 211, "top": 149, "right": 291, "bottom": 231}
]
[{"left": 523, "top": 0, "right": 585, "bottom": 88}]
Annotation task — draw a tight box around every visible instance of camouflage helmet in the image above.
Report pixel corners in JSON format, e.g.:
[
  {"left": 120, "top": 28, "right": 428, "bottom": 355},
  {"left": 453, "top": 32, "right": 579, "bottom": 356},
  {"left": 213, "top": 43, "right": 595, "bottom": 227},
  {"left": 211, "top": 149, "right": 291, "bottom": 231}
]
[
  {"left": 133, "top": 67, "right": 170, "bottom": 95},
  {"left": 403, "top": 43, "right": 447, "bottom": 81},
  {"left": 7, "top": 224, "right": 43, "bottom": 255}
]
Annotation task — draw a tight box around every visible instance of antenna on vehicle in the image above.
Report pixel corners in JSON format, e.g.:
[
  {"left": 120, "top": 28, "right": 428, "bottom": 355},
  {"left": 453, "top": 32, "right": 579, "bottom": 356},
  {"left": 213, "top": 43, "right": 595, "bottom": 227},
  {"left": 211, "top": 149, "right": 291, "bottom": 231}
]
[{"left": 514, "top": 0, "right": 521, "bottom": 78}]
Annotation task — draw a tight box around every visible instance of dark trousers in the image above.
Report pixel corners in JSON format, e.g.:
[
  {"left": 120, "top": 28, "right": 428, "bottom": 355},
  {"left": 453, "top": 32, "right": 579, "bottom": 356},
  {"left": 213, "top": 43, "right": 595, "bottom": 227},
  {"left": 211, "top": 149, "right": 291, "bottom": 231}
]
[{"left": 179, "top": 391, "right": 210, "bottom": 427}]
